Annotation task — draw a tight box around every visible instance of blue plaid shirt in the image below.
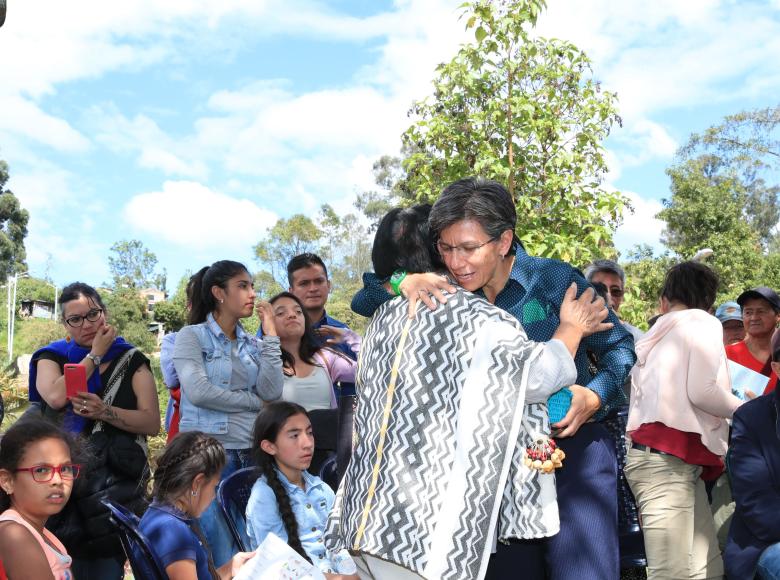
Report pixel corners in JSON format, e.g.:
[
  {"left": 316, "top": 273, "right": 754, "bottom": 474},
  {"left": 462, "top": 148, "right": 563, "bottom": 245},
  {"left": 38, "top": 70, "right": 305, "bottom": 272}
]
[{"left": 351, "top": 244, "right": 636, "bottom": 420}]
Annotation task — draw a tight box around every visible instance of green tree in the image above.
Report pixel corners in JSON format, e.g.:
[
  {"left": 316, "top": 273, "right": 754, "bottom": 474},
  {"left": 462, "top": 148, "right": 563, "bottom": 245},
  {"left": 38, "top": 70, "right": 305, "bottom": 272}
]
[
  {"left": 354, "top": 155, "right": 405, "bottom": 231},
  {"left": 658, "top": 156, "right": 764, "bottom": 298},
  {"left": 152, "top": 274, "right": 190, "bottom": 332},
  {"left": 108, "top": 239, "right": 162, "bottom": 289},
  {"left": 0, "top": 160, "right": 30, "bottom": 282},
  {"left": 678, "top": 105, "right": 780, "bottom": 248},
  {"left": 103, "top": 287, "right": 156, "bottom": 353},
  {"left": 253, "top": 215, "right": 323, "bottom": 287},
  {"left": 397, "top": 0, "right": 626, "bottom": 265}
]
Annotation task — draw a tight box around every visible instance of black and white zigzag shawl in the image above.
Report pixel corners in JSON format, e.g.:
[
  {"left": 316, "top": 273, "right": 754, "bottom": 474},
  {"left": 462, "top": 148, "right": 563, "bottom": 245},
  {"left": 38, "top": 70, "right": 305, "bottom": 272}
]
[{"left": 325, "top": 290, "right": 558, "bottom": 580}]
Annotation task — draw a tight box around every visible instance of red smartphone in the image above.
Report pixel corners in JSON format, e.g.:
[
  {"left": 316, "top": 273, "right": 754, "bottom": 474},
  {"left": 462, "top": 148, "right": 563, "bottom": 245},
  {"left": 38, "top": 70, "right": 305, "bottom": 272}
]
[{"left": 64, "top": 363, "right": 88, "bottom": 399}]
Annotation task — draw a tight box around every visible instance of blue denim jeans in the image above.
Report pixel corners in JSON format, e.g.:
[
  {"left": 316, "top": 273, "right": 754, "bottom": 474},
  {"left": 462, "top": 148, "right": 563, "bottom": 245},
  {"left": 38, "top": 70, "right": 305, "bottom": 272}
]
[
  {"left": 198, "top": 448, "right": 253, "bottom": 568},
  {"left": 757, "top": 542, "right": 780, "bottom": 580}
]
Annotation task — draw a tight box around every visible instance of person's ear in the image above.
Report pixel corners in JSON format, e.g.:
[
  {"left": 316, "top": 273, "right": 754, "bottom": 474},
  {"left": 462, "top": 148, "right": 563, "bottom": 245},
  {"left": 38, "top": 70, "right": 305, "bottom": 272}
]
[
  {"left": 211, "top": 285, "right": 226, "bottom": 304},
  {"left": 0, "top": 469, "right": 15, "bottom": 496},
  {"left": 260, "top": 439, "right": 277, "bottom": 456},
  {"left": 498, "top": 229, "right": 514, "bottom": 258},
  {"left": 771, "top": 361, "right": 780, "bottom": 376}
]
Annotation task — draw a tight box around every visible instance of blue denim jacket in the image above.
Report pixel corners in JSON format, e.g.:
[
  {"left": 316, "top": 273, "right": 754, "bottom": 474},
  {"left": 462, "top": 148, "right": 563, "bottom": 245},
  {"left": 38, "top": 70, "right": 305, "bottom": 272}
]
[
  {"left": 246, "top": 469, "right": 356, "bottom": 574},
  {"left": 174, "top": 313, "right": 283, "bottom": 437}
]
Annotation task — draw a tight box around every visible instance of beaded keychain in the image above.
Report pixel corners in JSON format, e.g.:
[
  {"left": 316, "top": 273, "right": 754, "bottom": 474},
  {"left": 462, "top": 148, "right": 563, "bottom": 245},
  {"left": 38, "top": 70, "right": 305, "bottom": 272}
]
[{"left": 523, "top": 437, "right": 566, "bottom": 474}]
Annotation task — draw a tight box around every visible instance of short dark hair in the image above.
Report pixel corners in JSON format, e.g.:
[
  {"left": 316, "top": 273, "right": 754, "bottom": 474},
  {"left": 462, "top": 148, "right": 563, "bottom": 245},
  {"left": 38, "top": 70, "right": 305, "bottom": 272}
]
[
  {"left": 660, "top": 261, "right": 719, "bottom": 311},
  {"left": 287, "top": 253, "right": 328, "bottom": 287},
  {"left": 372, "top": 204, "right": 444, "bottom": 278},
  {"left": 59, "top": 282, "right": 107, "bottom": 320},
  {"left": 429, "top": 177, "right": 519, "bottom": 251}
]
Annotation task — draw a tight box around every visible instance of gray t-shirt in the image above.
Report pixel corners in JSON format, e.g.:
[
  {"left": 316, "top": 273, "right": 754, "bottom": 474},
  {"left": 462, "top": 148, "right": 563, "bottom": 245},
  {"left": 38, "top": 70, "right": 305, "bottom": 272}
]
[{"left": 282, "top": 365, "right": 333, "bottom": 411}]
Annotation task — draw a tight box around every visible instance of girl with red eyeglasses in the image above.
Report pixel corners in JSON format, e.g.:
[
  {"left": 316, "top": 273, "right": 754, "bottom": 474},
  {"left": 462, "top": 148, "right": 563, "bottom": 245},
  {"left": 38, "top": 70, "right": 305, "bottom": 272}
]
[{"left": 0, "top": 420, "right": 80, "bottom": 579}]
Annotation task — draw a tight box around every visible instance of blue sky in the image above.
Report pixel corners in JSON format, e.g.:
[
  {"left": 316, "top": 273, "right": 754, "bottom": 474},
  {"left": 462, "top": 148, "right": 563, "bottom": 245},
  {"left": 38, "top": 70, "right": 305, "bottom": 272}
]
[{"left": 1, "top": 0, "right": 779, "bottom": 291}]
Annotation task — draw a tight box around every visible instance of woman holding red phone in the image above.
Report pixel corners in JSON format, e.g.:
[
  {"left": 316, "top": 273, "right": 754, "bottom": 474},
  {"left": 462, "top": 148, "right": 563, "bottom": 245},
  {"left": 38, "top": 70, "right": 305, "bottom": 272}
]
[{"left": 27, "top": 282, "right": 160, "bottom": 580}]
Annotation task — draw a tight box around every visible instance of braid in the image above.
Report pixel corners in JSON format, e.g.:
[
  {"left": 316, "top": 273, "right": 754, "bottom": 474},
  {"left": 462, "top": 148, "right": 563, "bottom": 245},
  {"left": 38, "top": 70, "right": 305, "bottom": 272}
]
[
  {"left": 259, "top": 457, "right": 311, "bottom": 563},
  {"left": 151, "top": 435, "right": 224, "bottom": 502},
  {"left": 189, "top": 518, "right": 221, "bottom": 580}
]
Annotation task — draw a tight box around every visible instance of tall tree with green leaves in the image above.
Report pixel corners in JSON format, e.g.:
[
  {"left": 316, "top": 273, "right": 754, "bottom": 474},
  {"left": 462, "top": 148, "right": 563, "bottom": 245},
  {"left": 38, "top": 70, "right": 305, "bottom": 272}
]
[
  {"left": 397, "top": 0, "right": 626, "bottom": 265},
  {"left": 678, "top": 104, "right": 780, "bottom": 248},
  {"left": 108, "top": 239, "right": 163, "bottom": 289},
  {"left": 658, "top": 156, "right": 764, "bottom": 299},
  {"left": 0, "top": 160, "right": 30, "bottom": 282},
  {"left": 253, "top": 215, "right": 323, "bottom": 287}
]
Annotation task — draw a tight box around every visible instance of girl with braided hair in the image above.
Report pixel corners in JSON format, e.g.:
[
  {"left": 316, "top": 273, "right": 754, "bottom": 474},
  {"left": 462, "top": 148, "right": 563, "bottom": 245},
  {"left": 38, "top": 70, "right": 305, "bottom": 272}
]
[
  {"left": 246, "top": 401, "right": 358, "bottom": 579},
  {"left": 139, "top": 431, "right": 255, "bottom": 579}
]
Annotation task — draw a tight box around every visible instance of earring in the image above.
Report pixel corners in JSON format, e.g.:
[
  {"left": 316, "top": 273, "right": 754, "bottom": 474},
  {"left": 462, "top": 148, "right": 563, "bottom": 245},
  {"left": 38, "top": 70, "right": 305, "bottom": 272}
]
[
  {"left": 219, "top": 299, "right": 224, "bottom": 304},
  {"left": 191, "top": 490, "right": 198, "bottom": 496}
]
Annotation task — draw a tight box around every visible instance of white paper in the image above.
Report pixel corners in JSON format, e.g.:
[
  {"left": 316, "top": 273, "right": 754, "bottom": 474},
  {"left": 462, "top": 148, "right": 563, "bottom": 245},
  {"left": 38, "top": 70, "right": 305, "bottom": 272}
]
[
  {"left": 233, "top": 533, "right": 326, "bottom": 580},
  {"left": 728, "top": 360, "right": 770, "bottom": 401}
]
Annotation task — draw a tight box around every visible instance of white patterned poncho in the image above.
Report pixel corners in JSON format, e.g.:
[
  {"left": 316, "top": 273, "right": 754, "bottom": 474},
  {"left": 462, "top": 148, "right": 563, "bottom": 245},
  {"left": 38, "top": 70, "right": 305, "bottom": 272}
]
[{"left": 325, "top": 290, "right": 561, "bottom": 580}]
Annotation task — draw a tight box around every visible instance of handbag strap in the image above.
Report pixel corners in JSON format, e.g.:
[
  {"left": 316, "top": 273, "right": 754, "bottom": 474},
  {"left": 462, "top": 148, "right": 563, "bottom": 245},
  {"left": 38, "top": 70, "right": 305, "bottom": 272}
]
[{"left": 91, "top": 348, "right": 137, "bottom": 435}]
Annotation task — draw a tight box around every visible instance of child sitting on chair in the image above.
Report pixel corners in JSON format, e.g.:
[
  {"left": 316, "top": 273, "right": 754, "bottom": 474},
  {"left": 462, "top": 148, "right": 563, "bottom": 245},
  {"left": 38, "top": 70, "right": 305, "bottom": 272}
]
[
  {"left": 140, "top": 431, "right": 255, "bottom": 579},
  {"left": 0, "top": 420, "right": 79, "bottom": 580},
  {"left": 246, "top": 401, "right": 357, "bottom": 579}
]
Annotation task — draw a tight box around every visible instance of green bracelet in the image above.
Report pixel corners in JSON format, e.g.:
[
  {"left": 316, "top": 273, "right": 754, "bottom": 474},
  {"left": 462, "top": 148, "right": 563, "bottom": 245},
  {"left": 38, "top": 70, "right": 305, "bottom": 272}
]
[{"left": 389, "top": 270, "right": 407, "bottom": 296}]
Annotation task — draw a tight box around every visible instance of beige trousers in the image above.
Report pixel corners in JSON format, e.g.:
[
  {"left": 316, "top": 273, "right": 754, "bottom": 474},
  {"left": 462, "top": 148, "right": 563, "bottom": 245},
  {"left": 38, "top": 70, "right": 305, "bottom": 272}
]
[
  {"left": 625, "top": 446, "right": 724, "bottom": 580},
  {"left": 352, "top": 553, "right": 425, "bottom": 580}
]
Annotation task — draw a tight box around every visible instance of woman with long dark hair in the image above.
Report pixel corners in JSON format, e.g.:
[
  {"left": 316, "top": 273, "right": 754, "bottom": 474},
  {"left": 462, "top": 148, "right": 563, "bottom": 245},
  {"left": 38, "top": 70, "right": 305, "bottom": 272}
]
[
  {"left": 246, "top": 401, "right": 357, "bottom": 578},
  {"left": 269, "top": 292, "right": 357, "bottom": 411},
  {"left": 28, "top": 282, "right": 159, "bottom": 579},
  {"left": 173, "top": 260, "right": 283, "bottom": 567}
]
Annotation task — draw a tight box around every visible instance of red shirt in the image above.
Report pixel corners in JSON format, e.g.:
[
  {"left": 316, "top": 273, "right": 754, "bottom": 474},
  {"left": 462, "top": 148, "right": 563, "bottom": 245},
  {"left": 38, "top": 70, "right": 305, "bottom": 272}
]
[
  {"left": 725, "top": 341, "right": 778, "bottom": 394},
  {"left": 631, "top": 422, "right": 724, "bottom": 480}
]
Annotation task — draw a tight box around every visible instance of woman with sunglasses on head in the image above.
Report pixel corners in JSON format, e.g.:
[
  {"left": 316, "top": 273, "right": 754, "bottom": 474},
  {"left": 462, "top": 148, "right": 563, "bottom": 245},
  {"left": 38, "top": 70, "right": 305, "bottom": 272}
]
[
  {"left": 0, "top": 420, "right": 81, "bottom": 580},
  {"left": 27, "top": 282, "right": 160, "bottom": 579}
]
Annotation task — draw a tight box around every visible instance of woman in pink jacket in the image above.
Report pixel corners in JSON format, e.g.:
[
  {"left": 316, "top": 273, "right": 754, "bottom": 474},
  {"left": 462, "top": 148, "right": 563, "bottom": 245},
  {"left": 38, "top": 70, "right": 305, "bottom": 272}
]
[
  {"left": 625, "top": 261, "right": 742, "bottom": 579},
  {"left": 269, "top": 292, "right": 358, "bottom": 411}
]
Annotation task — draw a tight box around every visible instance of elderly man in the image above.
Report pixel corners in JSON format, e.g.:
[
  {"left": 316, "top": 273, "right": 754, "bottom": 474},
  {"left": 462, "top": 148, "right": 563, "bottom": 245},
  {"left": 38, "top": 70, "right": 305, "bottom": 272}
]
[
  {"left": 584, "top": 259, "right": 643, "bottom": 341},
  {"left": 727, "top": 287, "right": 780, "bottom": 395}
]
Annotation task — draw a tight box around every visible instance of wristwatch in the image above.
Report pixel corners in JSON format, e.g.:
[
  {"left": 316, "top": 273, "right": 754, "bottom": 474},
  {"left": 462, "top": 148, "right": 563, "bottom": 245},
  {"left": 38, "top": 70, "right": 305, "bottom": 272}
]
[
  {"left": 389, "top": 270, "right": 407, "bottom": 296},
  {"left": 86, "top": 353, "right": 102, "bottom": 366}
]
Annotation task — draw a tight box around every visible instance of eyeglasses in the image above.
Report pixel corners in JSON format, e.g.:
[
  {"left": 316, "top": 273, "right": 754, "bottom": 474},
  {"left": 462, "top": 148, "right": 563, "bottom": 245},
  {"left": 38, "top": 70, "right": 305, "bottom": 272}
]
[
  {"left": 606, "top": 287, "right": 624, "bottom": 299},
  {"left": 64, "top": 308, "right": 103, "bottom": 328},
  {"left": 15, "top": 463, "right": 81, "bottom": 483},
  {"left": 436, "top": 237, "right": 498, "bottom": 258}
]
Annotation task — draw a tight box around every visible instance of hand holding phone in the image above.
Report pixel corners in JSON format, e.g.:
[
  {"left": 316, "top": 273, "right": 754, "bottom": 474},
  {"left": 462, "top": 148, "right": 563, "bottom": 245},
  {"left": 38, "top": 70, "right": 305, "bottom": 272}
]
[{"left": 64, "top": 363, "right": 88, "bottom": 399}]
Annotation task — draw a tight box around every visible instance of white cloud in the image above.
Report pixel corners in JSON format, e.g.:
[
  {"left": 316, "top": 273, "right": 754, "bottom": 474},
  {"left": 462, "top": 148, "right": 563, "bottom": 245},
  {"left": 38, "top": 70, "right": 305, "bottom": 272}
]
[
  {"left": 122, "top": 181, "right": 278, "bottom": 251},
  {"left": 0, "top": 96, "right": 90, "bottom": 153},
  {"left": 614, "top": 191, "right": 665, "bottom": 254}
]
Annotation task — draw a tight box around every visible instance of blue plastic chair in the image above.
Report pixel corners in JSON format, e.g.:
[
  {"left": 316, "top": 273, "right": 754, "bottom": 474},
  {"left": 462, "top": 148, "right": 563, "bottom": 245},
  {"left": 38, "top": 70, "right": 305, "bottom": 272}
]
[
  {"left": 216, "top": 466, "right": 258, "bottom": 552},
  {"left": 101, "top": 498, "right": 167, "bottom": 580}
]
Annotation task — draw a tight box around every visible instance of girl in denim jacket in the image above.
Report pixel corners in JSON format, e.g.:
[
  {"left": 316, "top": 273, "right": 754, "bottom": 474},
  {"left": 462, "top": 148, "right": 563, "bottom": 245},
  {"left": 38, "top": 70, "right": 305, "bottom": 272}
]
[
  {"left": 173, "top": 260, "right": 284, "bottom": 567},
  {"left": 246, "top": 402, "right": 358, "bottom": 579}
]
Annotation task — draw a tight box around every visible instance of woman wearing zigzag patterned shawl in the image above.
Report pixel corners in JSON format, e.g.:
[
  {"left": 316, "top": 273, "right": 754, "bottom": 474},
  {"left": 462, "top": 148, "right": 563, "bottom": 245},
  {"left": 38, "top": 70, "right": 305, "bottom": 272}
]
[{"left": 325, "top": 203, "right": 611, "bottom": 580}]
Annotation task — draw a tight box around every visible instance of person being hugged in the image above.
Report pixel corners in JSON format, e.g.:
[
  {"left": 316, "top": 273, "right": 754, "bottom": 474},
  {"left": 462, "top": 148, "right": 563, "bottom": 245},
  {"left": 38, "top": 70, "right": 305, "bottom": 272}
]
[
  {"left": 140, "top": 431, "right": 255, "bottom": 580},
  {"left": 246, "top": 401, "right": 358, "bottom": 579},
  {"left": 173, "top": 260, "right": 283, "bottom": 567},
  {"left": 0, "top": 420, "right": 81, "bottom": 580}
]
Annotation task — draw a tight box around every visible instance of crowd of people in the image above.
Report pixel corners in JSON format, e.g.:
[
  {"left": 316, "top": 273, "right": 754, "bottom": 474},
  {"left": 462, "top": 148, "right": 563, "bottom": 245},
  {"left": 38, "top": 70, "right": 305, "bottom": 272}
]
[{"left": 0, "top": 176, "right": 778, "bottom": 580}]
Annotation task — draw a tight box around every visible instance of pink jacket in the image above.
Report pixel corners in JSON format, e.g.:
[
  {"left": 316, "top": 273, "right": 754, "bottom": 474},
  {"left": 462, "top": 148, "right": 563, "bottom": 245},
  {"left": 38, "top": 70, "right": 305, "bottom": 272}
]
[{"left": 627, "top": 308, "right": 742, "bottom": 455}]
